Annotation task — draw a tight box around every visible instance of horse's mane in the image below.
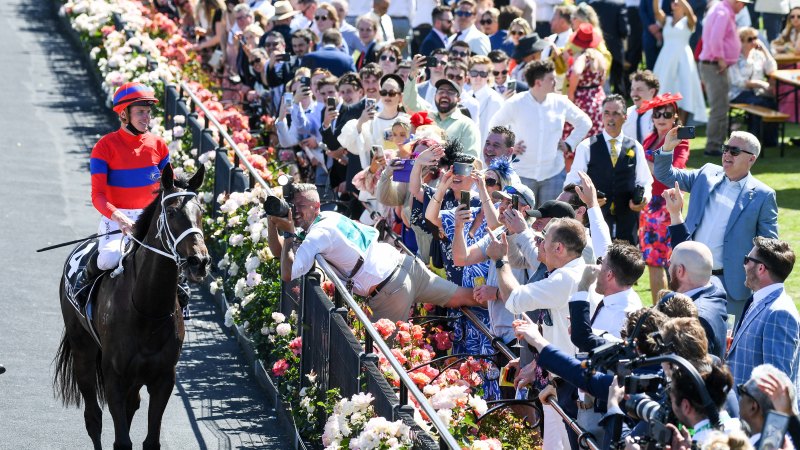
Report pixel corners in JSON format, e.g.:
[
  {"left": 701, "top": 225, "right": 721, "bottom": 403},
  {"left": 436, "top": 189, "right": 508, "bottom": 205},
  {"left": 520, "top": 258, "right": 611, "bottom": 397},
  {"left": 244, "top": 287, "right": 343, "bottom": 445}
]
[{"left": 132, "top": 175, "right": 191, "bottom": 243}]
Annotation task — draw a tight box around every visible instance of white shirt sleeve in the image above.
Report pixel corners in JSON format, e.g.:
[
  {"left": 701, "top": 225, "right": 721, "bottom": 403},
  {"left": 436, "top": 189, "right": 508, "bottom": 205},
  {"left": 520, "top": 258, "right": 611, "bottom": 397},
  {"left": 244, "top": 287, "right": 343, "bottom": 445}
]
[
  {"left": 290, "top": 230, "right": 328, "bottom": 280},
  {"left": 634, "top": 141, "right": 655, "bottom": 199},
  {"left": 563, "top": 98, "right": 593, "bottom": 150},
  {"left": 510, "top": 228, "right": 541, "bottom": 270},
  {"left": 505, "top": 269, "right": 573, "bottom": 314},
  {"left": 564, "top": 138, "right": 591, "bottom": 187},
  {"left": 587, "top": 206, "right": 612, "bottom": 259},
  {"left": 275, "top": 118, "right": 298, "bottom": 147}
]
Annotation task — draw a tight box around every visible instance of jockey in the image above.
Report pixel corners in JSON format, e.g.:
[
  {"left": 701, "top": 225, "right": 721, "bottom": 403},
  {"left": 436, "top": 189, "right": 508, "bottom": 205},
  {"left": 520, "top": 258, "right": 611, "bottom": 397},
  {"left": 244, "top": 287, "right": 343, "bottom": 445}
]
[{"left": 75, "top": 82, "right": 189, "bottom": 311}]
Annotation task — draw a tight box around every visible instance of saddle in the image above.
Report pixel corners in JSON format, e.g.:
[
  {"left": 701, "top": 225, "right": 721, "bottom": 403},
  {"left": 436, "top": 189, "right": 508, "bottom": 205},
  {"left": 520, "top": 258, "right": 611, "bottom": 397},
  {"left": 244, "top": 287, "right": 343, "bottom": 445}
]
[{"left": 63, "top": 239, "right": 106, "bottom": 347}]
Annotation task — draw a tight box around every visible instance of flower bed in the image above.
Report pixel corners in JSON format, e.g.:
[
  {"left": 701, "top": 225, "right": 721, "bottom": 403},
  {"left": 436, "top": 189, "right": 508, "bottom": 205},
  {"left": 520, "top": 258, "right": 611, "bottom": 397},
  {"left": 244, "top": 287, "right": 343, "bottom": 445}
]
[{"left": 59, "top": 1, "right": 542, "bottom": 447}]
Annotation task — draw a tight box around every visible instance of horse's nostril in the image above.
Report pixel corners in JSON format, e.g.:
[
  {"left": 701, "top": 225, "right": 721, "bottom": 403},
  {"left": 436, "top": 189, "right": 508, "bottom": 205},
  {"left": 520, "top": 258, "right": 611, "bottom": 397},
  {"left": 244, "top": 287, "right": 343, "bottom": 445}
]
[{"left": 188, "top": 256, "right": 202, "bottom": 267}]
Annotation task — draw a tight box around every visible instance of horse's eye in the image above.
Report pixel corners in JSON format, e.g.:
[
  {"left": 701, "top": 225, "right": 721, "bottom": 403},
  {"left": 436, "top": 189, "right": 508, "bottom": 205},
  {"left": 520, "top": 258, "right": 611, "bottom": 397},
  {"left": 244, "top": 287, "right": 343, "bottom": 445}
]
[{"left": 166, "top": 208, "right": 178, "bottom": 217}]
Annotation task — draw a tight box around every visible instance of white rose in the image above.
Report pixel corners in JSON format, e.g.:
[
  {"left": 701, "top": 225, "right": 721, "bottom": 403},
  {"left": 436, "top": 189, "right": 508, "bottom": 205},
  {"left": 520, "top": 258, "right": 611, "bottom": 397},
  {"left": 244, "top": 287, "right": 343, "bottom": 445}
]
[
  {"left": 271, "top": 312, "right": 286, "bottom": 324},
  {"left": 276, "top": 323, "right": 291, "bottom": 336}
]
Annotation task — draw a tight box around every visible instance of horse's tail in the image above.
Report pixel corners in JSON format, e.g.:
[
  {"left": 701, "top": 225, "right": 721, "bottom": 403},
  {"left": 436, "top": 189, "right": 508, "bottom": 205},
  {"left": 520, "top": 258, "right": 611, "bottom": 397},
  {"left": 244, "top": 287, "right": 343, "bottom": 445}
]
[{"left": 53, "top": 332, "right": 106, "bottom": 407}]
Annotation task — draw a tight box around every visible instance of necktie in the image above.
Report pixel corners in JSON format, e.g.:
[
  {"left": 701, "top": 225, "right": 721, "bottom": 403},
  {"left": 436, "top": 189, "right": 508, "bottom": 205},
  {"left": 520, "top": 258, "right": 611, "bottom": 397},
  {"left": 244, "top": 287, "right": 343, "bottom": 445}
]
[
  {"left": 590, "top": 299, "right": 605, "bottom": 325},
  {"left": 636, "top": 114, "right": 643, "bottom": 143},
  {"left": 379, "top": 17, "right": 388, "bottom": 42},
  {"left": 609, "top": 139, "right": 619, "bottom": 167}
]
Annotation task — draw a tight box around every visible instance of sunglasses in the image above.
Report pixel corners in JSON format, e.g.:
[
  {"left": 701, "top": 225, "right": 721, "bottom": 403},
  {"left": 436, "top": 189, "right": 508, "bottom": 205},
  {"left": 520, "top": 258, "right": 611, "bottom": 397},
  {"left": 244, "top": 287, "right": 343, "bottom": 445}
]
[
  {"left": 652, "top": 111, "right": 675, "bottom": 119},
  {"left": 235, "top": 15, "right": 250, "bottom": 21},
  {"left": 510, "top": 30, "right": 525, "bottom": 36},
  {"left": 479, "top": 19, "right": 494, "bottom": 25},
  {"left": 380, "top": 54, "right": 397, "bottom": 62},
  {"left": 447, "top": 74, "right": 465, "bottom": 81},
  {"left": 314, "top": 15, "right": 330, "bottom": 21},
  {"left": 469, "top": 69, "right": 489, "bottom": 78},
  {"left": 379, "top": 89, "right": 400, "bottom": 97},
  {"left": 746, "top": 36, "right": 759, "bottom": 42},
  {"left": 450, "top": 50, "right": 469, "bottom": 58},
  {"left": 264, "top": 41, "right": 281, "bottom": 48},
  {"left": 485, "top": 178, "right": 498, "bottom": 187},
  {"left": 744, "top": 255, "right": 770, "bottom": 270},
  {"left": 721, "top": 144, "right": 755, "bottom": 156},
  {"left": 493, "top": 70, "right": 508, "bottom": 76},
  {"left": 737, "top": 383, "right": 757, "bottom": 401},
  {"left": 455, "top": 10, "right": 474, "bottom": 17}
]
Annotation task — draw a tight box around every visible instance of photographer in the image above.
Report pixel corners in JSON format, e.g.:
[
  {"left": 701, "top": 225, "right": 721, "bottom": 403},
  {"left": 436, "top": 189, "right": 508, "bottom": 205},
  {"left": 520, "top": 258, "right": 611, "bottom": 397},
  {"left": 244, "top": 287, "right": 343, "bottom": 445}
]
[
  {"left": 513, "top": 308, "right": 668, "bottom": 447},
  {"left": 266, "top": 184, "right": 481, "bottom": 323}
]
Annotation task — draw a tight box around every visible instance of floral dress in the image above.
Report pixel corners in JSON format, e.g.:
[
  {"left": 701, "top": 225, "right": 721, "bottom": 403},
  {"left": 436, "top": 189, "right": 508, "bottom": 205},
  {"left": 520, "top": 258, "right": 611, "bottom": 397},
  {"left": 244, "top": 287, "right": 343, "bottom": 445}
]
[
  {"left": 439, "top": 205, "right": 499, "bottom": 400},
  {"left": 638, "top": 133, "right": 690, "bottom": 267},
  {"left": 564, "top": 54, "right": 607, "bottom": 138}
]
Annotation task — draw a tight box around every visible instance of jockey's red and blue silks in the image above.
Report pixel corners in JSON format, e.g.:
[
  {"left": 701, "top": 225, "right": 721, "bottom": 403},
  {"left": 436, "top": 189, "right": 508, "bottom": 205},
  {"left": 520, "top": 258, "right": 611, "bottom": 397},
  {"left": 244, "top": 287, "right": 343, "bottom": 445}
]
[{"left": 90, "top": 129, "right": 170, "bottom": 219}]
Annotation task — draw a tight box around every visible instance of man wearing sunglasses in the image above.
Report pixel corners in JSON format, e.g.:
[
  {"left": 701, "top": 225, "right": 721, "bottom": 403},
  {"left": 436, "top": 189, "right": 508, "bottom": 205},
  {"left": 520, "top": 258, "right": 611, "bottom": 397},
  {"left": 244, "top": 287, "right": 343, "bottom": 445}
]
[
  {"left": 727, "top": 237, "right": 800, "bottom": 412},
  {"left": 419, "top": 5, "right": 453, "bottom": 55},
  {"left": 737, "top": 365, "right": 798, "bottom": 447},
  {"left": 468, "top": 55, "right": 504, "bottom": 144},
  {"left": 655, "top": 129, "right": 778, "bottom": 319},
  {"left": 488, "top": 50, "right": 529, "bottom": 95},
  {"left": 447, "top": 0, "right": 491, "bottom": 56}
]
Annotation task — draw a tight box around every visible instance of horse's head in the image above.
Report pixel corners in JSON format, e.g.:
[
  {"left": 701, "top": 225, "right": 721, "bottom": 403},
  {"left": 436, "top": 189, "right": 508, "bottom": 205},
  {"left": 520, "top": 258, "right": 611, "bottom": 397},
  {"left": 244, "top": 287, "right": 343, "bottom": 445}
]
[{"left": 158, "top": 164, "right": 210, "bottom": 282}]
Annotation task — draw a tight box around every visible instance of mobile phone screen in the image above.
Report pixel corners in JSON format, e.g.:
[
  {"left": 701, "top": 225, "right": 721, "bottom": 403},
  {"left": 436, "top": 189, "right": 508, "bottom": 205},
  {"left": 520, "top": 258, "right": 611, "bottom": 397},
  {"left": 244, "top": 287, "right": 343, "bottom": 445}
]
[{"left": 460, "top": 190, "right": 471, "bottom": 206}]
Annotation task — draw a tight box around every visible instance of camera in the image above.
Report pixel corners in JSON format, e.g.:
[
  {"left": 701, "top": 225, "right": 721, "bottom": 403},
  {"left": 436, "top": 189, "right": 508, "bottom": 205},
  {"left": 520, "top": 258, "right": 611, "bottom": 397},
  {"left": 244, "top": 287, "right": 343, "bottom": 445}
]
[
  {"left": 624, "top": 394, "right": 673, "bottom": 448},
  {"left": 265, "top": 174, "right": 295, "bottom": 218},
  {"left": 625, "top": 374, "right": 664, "bottom": 395}
]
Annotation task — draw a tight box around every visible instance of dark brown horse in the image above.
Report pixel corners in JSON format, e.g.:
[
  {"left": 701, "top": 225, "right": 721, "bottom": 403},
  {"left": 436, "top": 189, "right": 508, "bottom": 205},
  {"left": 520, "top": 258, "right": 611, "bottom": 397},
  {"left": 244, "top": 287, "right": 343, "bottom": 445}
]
[{"left": 54, "top": 165, "right": 209, "bottom": 450}]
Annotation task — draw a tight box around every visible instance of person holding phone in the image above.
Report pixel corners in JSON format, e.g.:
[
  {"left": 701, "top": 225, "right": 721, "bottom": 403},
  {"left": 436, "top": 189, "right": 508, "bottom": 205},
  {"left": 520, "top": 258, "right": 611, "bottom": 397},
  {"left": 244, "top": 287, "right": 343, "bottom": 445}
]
[
  {"left": 633, "top": 93, "right": 690, "bottom": 304},
  {"left": 740, "top": 364, "right": 798, "bottom": 447},
  {"left": 338, "top": 74, "right": 410, "bottom": 221}
]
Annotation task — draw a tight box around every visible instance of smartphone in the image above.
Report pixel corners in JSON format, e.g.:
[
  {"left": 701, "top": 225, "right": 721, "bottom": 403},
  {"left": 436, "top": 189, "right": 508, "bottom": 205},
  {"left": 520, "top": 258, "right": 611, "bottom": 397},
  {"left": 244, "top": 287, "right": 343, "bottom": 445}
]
[
  {"left": 499, "top": 365, "right": 517, "bottom": 388},
  {"left": 507, "top": 80, "right": 517, "bottom": 92},
  {"left": 511, "top": 194, "right": 519, "bottom": 210},
  {"left": 326, "top": 97, "right": 336, "bottom": 109},
  {"left": 276, "top": 53, "right": 291, "bottom": 62},
  {"left": 371, "top": 145, "right": 383, "bottom": 158},
  {"left": 596, "top": 190, "right": 607, "bottom": 200},
  {"left": 677, "top": 126, "right": 696, "bottom": 140},
  {"left": 632, "top": 185, "right": 645, "bottom": 205},
  {"left": 283, "top": 92, "right": 293, "bottom": 106},
  {"left": 425, "top": 57, "right": 437, "bottom": 69},
  {"left": 760, "top": 411, "right": 790, "bottom": 450},
  {"left": 300, "top": 76, "right": 311, "bottom": 88},
  {"left": 365, "top": 98, "right": 377, "bottom": 110},
  {"left": 453, "top": 162, "right": 473, "bottom": 176},
  {"left": 460, "top": 190, "right": 471, "bottom": 206}
]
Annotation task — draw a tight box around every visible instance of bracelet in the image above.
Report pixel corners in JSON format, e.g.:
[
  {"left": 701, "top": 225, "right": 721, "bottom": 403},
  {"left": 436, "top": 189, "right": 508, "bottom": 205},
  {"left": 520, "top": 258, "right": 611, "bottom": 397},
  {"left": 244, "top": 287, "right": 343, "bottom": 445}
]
[{"left": 431, "top": 196, "right": 442, "bottom": 203}]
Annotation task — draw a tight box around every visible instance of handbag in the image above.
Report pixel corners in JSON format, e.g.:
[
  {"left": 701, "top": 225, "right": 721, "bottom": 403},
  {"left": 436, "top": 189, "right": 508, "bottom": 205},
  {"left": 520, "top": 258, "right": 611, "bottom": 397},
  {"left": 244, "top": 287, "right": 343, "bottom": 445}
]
[{"left": 207, "top": 49, "right": 224, "bottom": 71}]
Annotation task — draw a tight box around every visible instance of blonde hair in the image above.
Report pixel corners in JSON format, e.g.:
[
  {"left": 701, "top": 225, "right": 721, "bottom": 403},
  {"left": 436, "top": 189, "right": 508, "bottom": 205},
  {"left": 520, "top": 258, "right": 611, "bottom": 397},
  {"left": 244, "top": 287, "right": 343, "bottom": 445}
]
[
  {"left": 469, "top": 55, "right": 492, "bottom": 68},
  {"left": 775, "top": 6, "right": 800, "bottom": 45},
  {"left": 509, "top": 17, "right": 533, "bottom": 35},
  {"left": 317, "top": 3, "right": 340, "bottom": 26}
]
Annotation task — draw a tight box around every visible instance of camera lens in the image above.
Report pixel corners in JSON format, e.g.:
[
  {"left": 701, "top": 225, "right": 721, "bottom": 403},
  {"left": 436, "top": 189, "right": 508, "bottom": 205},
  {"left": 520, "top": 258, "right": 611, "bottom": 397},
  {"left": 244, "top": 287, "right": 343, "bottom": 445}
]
[{"left": 265, "top": 196, "right": 290, "bottom": 218}]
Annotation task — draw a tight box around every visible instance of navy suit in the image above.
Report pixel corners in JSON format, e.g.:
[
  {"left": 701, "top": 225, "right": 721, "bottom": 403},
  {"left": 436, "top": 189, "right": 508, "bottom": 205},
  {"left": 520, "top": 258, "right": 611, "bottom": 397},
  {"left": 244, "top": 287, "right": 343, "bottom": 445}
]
[
  {"left": 300, "top": 45, "right": 357, "bottom": 77},
  {"left": 688, "top": 281, "right": 729, "bottom": 359},
  {"left": 654, "top": 151, "right": 779, "bottom": 305},
  {"left": 488, "top": 30, "right": 514, "bottom": 55},
  {"left": 591, "top": 0, "right": 629, "bottom": 94},
  {"left": 569, "top": 301, "right": 609, "bottom": 353},
  {"left": 419, "top": 29, "right": 447, "bottom": 56}
]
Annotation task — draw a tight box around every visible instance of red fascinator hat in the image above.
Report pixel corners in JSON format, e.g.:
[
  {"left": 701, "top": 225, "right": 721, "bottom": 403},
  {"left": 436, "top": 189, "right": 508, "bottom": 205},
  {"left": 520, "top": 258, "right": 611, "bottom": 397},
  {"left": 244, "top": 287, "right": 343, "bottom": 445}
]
[
  {"left": 569, "top": 23, "right": 601, "bottom": 50},
  {"left": 637, "top": 92, "right": 683, "bottom": 114},
  {"left": 410, "top": 111, "right": 434, "bottom": 128}
]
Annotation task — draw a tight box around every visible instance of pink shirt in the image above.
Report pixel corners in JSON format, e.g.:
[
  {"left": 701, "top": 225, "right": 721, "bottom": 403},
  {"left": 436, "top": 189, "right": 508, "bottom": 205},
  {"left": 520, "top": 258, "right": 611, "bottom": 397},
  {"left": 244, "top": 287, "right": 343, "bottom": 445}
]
[{"left": 699, "top": 0, "right": 741, "bottom": 65}]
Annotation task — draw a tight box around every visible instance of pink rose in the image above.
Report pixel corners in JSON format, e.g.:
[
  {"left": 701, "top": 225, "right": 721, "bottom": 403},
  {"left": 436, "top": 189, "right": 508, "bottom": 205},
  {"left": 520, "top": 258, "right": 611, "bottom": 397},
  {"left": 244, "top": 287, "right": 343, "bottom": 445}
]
[
  {"left": 272, "top": 359, "right": 289, "bottom": 377},
  {"left": 289, "top": 336, "right": 302, "bottom": 356},
  {"left": 373, "top": 318, "right": 396, "bottom": 339}
]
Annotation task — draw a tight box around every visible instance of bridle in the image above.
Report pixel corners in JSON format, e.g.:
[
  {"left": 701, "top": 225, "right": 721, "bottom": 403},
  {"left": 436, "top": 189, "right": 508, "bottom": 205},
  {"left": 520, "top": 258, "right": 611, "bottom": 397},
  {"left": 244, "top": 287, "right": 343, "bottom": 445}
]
[{"left": 110, "top": 191, "right": 204, "bottom": 278}]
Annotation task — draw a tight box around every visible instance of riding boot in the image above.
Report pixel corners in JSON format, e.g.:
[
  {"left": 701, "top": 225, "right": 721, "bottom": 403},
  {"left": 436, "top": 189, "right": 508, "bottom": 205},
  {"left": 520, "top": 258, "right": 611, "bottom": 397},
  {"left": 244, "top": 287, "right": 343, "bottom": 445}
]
[{"left": 74, "top": 254, "right": 100, "bottom": 308}]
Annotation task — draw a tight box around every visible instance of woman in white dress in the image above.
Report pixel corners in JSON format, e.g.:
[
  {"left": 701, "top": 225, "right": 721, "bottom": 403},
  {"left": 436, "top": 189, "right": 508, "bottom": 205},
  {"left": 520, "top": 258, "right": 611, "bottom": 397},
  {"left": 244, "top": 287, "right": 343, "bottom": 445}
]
[{"left": 652, "top": 0, "right": 708, "bottom": 125}]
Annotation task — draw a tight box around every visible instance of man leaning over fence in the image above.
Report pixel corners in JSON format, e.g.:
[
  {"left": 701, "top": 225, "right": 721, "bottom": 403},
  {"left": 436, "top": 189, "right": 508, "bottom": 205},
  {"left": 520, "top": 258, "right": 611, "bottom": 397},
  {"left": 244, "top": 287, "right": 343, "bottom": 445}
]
[{"left": 267, "top": 183, "right": 480, "bottom": 322}]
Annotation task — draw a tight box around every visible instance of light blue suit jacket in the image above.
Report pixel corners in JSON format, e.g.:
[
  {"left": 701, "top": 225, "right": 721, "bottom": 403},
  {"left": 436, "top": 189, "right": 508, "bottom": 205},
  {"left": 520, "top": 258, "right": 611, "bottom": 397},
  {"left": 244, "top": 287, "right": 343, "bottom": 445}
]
[
  {"left": 653, "top": 151, "right": 779, "bottom": 301},
  {"left": 727, "top": 287, "right": 800, "bottom": 408}
]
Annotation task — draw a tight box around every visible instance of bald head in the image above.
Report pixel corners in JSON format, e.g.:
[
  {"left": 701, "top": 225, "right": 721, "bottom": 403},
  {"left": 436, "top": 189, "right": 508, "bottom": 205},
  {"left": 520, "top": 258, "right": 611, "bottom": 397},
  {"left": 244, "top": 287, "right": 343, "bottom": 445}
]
[{"left": 670, "top": 241, "right": 713, "bottom": 290}]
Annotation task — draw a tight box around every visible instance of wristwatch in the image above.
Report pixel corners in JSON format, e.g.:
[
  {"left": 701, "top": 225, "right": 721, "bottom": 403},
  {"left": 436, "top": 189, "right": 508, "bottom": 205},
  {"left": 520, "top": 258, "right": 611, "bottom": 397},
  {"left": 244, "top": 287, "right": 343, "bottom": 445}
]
[
  {"left": 495, "top": 259, "right": 508, "bottom": 269},
  {"left": 282, "top": 231, "right": 297, "bottom": 239}
]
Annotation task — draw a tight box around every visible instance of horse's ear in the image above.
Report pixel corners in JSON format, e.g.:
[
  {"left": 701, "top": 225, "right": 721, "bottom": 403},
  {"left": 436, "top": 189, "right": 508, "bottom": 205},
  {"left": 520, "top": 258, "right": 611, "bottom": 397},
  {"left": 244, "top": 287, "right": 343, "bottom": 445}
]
[
  {"left": 161, "top": 164, "right": 174, "bottom": 190},
  {"left": 187, "top": 165, "right": 205, "bottom": 192}
]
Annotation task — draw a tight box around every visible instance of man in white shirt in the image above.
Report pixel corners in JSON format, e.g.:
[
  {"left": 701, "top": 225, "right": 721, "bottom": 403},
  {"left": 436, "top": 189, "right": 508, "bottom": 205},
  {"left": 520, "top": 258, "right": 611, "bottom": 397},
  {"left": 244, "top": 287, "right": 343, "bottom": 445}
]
[
  {"left": 565, "top": 94, "right": 653, "bottom": 245},
  {"left": 484, "top": 217, "right": 588, "bottom": 450},
  {"left": 621, "top": 70, "right": 659, "bottom": 143},
  {"left": 467, "top": 55, "right": 504, "bottom": 144},
  {"left": 448, "top": 0, "right": 491, "bottom": 55},
  {"left": 541, "top": 5, "right": 574, "bottom": 59},
  {"left": 533, "top": 0, "right": 567, "bottom": 36},
  {"left": 368, "top": 0, "right": 395, "bottom": 43},
  {"left": 268, "top": 184, "right": 480, "bottom": 322},
  {"left": 489, "top": 59, "right": 592, "bottom": 205},
  {"left": 290, "top": 0, "right": 319, "bottom": 32}
]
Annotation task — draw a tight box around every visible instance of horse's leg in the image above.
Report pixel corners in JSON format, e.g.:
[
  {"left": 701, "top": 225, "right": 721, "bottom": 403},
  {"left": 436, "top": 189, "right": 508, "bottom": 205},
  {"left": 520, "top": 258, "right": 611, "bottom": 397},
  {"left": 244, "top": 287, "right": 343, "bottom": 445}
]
[
  {"left": 142, "top": 374, "right": 175, "bottom": 450},
  {"left": 104, "top": 373, "right": 133, "bottom": 450},
  {"left": 72, "top": 347, "right": 103, "bottom": 450},
  {"left": 125, "top": 385, "right": 142, "bottom": 431}
]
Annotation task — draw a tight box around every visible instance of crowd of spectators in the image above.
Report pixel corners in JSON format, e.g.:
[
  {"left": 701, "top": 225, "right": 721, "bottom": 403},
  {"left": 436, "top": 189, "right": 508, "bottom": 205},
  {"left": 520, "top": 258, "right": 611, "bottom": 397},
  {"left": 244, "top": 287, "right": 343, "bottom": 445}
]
[{"left": 158, "top": 0, "right": 800, "bottom": 447}]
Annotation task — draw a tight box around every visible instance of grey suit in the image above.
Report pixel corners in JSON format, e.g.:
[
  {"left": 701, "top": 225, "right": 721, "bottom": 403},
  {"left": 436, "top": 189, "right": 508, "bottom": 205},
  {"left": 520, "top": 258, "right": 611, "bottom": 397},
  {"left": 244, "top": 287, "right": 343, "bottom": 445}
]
[{"left": 654, "top": 151, "right": 779, "bottom": 312}]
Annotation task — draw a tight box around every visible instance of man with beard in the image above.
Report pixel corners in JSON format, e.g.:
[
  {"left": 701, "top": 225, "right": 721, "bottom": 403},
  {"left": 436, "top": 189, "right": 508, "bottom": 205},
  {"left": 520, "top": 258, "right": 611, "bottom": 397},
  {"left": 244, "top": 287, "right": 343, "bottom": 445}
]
[
  {"left": 621, "top": 70, "right": 658, "bottom": 144},
  {"left": 430, "top": 79, "right": 481, "bottom": 159},
  {"left": 565, "top": 94, "right": 653, "bottom": 245},
  {"left": 267, "top": 184, "right": 482, "bottom": 323},
  {"left": 420, "top": 5, "right": 453, "bottom": 55}
]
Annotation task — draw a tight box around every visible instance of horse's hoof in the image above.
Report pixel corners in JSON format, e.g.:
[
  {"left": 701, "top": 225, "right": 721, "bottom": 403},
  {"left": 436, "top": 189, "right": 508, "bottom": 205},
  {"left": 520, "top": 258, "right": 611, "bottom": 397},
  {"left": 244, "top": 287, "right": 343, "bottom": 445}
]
[{"left": 142, "top": 442, "right": 160, "bottom": 450}]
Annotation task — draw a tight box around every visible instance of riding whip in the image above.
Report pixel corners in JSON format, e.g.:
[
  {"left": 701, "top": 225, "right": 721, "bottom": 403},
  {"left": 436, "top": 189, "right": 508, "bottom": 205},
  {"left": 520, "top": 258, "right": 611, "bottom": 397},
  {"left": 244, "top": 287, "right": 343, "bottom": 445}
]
[{"left": 36, "top": 230, "right": 122, "bottom": 252}]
